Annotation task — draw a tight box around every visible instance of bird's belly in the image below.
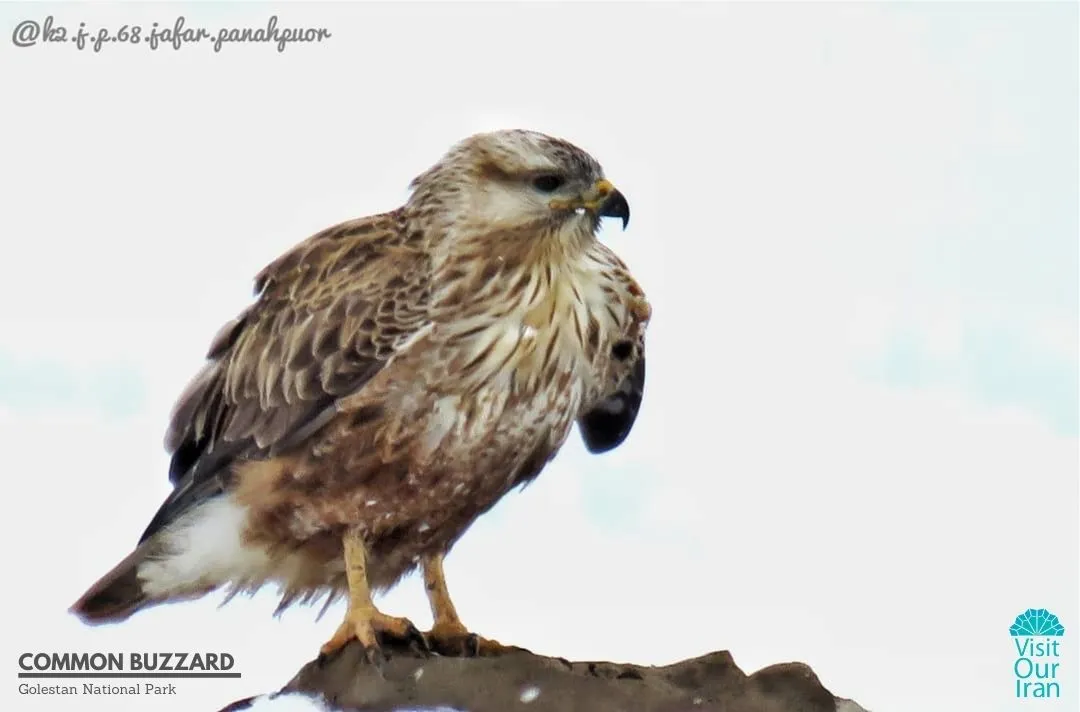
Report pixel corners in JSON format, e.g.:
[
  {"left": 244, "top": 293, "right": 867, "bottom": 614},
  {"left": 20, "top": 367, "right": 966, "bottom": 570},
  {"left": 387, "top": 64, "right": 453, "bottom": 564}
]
[
  {"left": 230, "top": 316, "right": 598, "bottom": 597},
  {"left": 365, "top": 374, "right": 577, "bottom": 566},
  {"left": 239, "top": 380, "right": 577, "bottom": 593}
]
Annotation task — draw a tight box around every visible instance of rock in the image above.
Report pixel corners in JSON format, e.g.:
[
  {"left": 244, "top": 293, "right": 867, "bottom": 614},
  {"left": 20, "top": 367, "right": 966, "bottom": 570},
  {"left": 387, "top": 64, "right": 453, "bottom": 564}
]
[{"left": 218, "top": 640, "right": 870, "bottom": 712}]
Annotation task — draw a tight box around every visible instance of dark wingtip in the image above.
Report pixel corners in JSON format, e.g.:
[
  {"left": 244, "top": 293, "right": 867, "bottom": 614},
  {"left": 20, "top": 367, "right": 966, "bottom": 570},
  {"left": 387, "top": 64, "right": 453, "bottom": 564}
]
[
  {"left": 579, "top": 408, "right": 635, "bottom": 453},
  {"left": 578, "top": 357, "right": 645, "bottom": 453}
]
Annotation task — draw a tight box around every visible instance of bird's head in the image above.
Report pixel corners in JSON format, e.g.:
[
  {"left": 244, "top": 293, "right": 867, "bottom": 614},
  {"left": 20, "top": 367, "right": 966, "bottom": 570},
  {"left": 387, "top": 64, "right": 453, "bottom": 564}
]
[{"left": 407, "top": 130, "right": 630, "bottom": 239}]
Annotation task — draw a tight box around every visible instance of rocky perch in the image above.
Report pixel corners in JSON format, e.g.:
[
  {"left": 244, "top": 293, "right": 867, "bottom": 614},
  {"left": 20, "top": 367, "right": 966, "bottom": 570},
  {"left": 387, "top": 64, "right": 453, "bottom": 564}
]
[{"left": 218, "top": 640, "right": 870, "bottom": 712}]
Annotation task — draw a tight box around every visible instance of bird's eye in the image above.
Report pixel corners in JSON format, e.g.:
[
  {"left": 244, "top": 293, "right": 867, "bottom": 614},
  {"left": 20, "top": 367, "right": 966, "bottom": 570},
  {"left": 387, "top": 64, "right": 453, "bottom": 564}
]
[{"left": 531, "top": 174, "right": 565, "bottom": 193}]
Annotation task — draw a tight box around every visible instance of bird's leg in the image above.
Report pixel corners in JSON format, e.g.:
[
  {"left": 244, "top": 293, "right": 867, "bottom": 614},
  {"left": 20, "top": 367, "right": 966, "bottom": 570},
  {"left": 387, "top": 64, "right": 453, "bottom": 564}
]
[
  {"left": 421, "top": 553, "right": 517, "bottom": 657},
  {"left": 319, "top": 527, "right": 428, "bottom": 663}
]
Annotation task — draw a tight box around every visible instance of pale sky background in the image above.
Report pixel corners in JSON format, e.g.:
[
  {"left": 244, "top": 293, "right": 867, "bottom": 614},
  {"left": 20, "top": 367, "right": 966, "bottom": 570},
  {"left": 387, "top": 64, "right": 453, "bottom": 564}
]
[{"left": 1, "top": 2, "right": 1077, "bottom": 712}]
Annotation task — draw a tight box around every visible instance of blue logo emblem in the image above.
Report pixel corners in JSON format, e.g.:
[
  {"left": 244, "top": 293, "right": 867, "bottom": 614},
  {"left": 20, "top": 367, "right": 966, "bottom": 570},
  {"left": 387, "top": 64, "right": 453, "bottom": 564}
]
[
  {"left": 1011, "top": 608, "right": 1064, "bottom": 699},
  {"left": 1011, "top": 609, "right": 1066, "bottom": 637}
]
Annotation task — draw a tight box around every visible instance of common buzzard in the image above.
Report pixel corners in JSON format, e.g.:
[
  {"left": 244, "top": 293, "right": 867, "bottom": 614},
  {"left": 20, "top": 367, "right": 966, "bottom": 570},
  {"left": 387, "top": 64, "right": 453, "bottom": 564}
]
[{"left": 72, "top": 130, "right": 650, "bottom": 660}]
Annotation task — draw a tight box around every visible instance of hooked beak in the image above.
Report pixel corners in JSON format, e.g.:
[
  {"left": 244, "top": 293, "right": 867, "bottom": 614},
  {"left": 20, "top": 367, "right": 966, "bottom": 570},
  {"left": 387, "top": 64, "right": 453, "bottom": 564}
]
[
  {"left": 585, "top": 178, "right": 630, "bottom": 230},
  {"left": 551, "top": 178, "right": 631, "bottom": 230}
]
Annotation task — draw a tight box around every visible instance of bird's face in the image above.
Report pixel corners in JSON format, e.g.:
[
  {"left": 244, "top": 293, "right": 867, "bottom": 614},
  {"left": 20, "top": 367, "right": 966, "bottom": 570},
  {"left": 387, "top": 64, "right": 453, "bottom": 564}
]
[{"left": 410, "top": 130, "right": 630, "bottom": 237}]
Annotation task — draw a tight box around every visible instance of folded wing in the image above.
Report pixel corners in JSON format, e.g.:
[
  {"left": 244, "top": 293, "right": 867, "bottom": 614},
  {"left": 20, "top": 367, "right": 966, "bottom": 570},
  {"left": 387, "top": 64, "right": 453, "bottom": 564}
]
[
  {"left": 577, "top": 352, "right": 646, "bottom": 454},
  {"left": 140, "top": 212, "right": 431, "bottom": 543}
]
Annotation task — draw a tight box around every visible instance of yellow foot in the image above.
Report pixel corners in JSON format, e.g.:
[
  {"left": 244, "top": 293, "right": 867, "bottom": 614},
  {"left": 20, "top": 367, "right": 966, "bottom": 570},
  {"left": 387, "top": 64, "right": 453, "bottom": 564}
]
[
  {"left": 425, "top": 619, "right": 522, "bottom": 658},
  {"left": 319, "top": 608, "right": 430, "bottom": 663}
]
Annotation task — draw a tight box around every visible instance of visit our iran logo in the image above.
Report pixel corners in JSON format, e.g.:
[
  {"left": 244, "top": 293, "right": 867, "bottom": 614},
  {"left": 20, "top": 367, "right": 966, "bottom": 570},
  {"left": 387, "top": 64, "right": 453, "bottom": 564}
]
[{"left": 1011, "top": 608, "right": 1065, "bottom": 699}]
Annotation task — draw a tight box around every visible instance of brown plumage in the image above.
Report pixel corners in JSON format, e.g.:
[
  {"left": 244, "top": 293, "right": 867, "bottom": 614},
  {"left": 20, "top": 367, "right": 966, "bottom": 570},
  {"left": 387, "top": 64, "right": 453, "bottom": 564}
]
[{"left": 72, "top": 129, "right": 650, "bottom": 658}]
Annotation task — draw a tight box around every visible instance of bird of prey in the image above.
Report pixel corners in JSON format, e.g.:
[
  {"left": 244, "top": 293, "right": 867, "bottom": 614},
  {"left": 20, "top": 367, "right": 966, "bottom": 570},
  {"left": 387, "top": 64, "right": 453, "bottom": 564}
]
[{"left": 71, "top": 129, "right": 650, "bottom": 661}]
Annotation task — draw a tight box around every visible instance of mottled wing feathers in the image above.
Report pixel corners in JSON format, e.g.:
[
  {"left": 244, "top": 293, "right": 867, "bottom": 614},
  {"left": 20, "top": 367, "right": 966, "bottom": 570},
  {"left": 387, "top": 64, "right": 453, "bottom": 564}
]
[
  {"left": 577, "top": 354, "right": 645, "bottom": 454},
  {"left": 140, "top": 210, "right": 430, "bottom": 543}
]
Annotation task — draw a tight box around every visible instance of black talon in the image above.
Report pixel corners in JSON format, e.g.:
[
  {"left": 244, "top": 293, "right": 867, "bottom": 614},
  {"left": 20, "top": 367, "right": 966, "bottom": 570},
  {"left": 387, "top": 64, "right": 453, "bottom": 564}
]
[
  {"left": 465, "top": 633, "right": 481, "bottom": 658},
  {"left": 372, "top": 620, "right": 431, "bottom": 657},
  {"left": 406, "top": 623, "right": 433, "bottom": 655}
]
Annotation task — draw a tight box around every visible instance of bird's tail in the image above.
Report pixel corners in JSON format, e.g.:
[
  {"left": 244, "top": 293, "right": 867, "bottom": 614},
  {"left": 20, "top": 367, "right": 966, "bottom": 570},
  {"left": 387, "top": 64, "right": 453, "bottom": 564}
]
[{"left": 70, "top": 540, "right": 161, "bottom": 624}]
